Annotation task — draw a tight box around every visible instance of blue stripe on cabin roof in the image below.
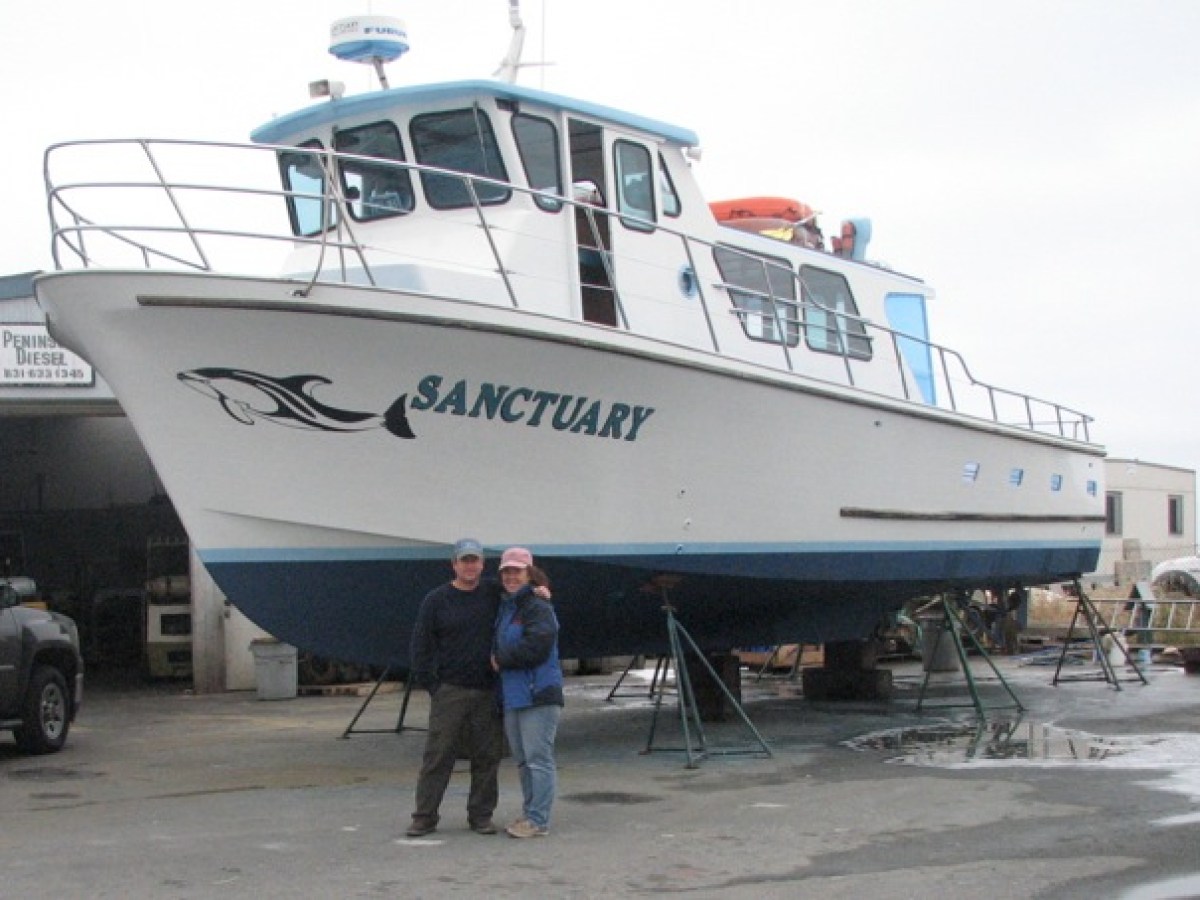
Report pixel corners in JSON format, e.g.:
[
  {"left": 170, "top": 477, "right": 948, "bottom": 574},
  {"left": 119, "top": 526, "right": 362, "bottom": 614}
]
[{"left": 250, "top": 79, "right": 700, "bottom": 147}]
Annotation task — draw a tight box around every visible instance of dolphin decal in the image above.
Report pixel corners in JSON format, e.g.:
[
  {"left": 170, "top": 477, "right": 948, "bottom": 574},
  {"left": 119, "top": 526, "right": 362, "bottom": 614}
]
[{"left": 177, "top": 368, "right": 415, "bottom": 439}]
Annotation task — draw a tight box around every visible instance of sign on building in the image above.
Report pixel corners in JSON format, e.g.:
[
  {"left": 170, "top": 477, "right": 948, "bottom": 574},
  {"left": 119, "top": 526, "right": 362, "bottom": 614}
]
[{"left": 1, "top": 324, "right": 94, "bottom": 387}]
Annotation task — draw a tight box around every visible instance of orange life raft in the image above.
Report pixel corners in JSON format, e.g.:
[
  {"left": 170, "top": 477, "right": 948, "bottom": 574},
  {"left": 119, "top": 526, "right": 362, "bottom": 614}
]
[{"left": 709, "top": 196, "right": 815, "bottom": 224}]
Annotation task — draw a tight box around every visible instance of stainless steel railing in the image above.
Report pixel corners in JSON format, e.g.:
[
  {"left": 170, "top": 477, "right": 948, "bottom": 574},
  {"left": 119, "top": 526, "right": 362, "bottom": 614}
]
[{"left": 43, "top": 138, "right": 1093, "bottom": 443}]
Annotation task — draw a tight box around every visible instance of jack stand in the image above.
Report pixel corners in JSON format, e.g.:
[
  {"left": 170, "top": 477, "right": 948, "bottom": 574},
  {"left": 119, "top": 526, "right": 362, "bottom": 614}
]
[
  {"left": 916, "top": 595, "right": 1024, "bottom": 718},
  {"left": 641, "top": 589, "right": 772, "bottom": 768},
  {"left": 340, "top": 668, "right": 427, "bottom": 739},
  {"left": 1052, "top": 580, "right": 1149, "bottom": 689},
  {"left": 606, "top": 655, "right": 670, "bottom": 701}
]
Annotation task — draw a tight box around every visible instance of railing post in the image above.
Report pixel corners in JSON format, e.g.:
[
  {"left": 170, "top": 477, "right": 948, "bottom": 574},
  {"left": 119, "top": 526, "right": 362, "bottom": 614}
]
[
  {"left": 938, "top": 347, "right": 958, "bottom": 411},
  {"left": 890, "top": 332, "right": 912, "bottom": 402},
  {"left": 834, "top": 308, "right": 854, "bottom": 387},
  {"left": 465, "top": 178, "right": 520, "bottom": 309},
  {"left": 680, "top": 236, "right": 720, "bottom": 353},
  {"left": 759, "top": 257, "right": 793, "bottom": 372},
  {"left": 138, "top": 139, "right": 211, "bottom": 272}
]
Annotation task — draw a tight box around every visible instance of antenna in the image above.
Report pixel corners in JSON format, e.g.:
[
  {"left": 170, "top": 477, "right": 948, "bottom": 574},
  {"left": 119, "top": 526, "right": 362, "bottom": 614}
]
[
  {"left": 493, "top": 0, "right": 552, "bottom": 84},
  {"left": 329, "top": 15, "right": 409, "bottom": 90},
  {"left": 494, "top": 0, "right": 526, "bottom": 84}
]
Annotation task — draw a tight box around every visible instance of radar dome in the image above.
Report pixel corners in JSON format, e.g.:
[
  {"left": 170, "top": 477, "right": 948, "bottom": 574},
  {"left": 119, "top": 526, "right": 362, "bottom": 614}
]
[{"left": 329, "top": 16, "right": 408, "bottom": 65}]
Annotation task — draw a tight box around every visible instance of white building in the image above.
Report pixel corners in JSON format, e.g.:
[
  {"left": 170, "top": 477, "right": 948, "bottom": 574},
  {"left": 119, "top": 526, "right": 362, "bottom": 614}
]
[{"left": 1094, "top": 458, "right": 1197, "bottom": 585}]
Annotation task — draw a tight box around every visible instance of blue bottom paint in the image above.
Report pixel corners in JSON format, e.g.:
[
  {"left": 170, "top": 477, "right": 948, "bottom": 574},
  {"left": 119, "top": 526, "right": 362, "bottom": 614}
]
[{"left": 203, "top": 544, "right": 1099, "bottom": 668}]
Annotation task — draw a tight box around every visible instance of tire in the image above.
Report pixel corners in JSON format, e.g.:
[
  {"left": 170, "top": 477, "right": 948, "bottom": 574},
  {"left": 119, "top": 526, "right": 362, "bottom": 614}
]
[{"left": 14, "top": 665, "right": 71, "bottom": 754}]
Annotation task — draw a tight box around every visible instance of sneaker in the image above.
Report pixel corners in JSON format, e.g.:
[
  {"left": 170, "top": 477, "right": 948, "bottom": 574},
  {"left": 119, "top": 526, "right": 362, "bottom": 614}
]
[
  {"left": 469, "top": 819, "right": 497, "bottom": 835},
  {"left": 505, "top": 819, "right": 548, "bottom": 839},
  {"left": 405, "top": 819, "right": 438, "bottom": 838}
]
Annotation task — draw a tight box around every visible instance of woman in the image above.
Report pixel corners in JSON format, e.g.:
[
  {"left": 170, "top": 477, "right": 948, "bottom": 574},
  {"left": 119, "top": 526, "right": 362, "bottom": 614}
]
[{"left": 492, "top": 546, "right": 564, "bottom": 839}]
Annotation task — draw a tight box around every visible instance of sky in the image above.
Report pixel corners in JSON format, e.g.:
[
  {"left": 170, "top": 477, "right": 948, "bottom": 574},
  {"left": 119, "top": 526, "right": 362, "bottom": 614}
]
[{"left": 2, "top": 0, "right": 1198, "bottom": 489}]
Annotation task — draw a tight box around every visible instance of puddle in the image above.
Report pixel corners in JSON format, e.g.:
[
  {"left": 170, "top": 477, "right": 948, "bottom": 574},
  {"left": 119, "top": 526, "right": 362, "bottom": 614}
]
[
  {"left": 8, "top": 766, "right": 104, "bottom": 783},
  {"left": 561, "top": 791, "right": 662, "bottom": 805},
  {"left": 847, "top": 720, "right": 1200, "bottom": 814},
  {"left": 846, "top": 720, "right": 1154, "bottom": 765}
]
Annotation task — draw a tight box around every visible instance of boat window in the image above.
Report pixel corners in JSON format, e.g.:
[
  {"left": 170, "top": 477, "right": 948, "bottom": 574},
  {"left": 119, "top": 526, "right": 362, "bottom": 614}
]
[
  {"left": 800, "top": 265, "right": 872, "bottom": 359},
  {"left": 280, "top": 140, "right": 333, "bottom": 237},
  {"left": 613, "top": 140, "right": 655, "bottom": 232},
  {"left": 512, "top": 113, "right": 563, "bottom": 213},
  {"left": 884, "top": 292, "right": 935, "bottom": 404},
  {"left": 713, "top": 245, "right": 799, "bottom": 346},
  {"left": 658, "top": 153, "right": 681, "bottom": 218},
  {"left": 333, "top": 121, "right": 414, "bottom": 221},
  {"left": 410, "top": 107, "right": 511, "bottom": 210},
  {"left": 569, "top": 120, "right": 606, "bottom": 204}
]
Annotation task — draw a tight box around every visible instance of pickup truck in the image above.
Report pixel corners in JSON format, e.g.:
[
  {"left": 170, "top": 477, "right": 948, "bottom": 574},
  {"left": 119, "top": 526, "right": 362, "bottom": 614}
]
[{"left": 0, "top": 577, "right": 84, "bottom": 753}]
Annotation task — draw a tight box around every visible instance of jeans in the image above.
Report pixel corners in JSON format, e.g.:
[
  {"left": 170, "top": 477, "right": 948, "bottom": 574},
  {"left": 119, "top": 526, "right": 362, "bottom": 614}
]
[
  {"left": 504, "top": 702, "right": 561, "bottom": 829},
  {"left": 412, "top": 684, "right": 503, "bottom": 827}
]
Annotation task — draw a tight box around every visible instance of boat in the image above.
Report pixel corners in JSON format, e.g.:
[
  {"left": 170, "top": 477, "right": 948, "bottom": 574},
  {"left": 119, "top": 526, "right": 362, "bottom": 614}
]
[{"left": 33, "top": 8, "right": 1105, "bottom": 669}]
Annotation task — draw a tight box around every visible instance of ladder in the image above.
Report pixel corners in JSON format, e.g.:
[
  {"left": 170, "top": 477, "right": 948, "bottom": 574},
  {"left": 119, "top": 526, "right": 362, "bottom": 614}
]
[{"left": 1088, "top": 582, "right": 1200, "bottom": 641}]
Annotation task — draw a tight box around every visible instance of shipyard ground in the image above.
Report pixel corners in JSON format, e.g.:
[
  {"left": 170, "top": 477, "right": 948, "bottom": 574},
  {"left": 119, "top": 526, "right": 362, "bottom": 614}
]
[{"left": 4, "top": 656, "right": 1200, "bottom": 899}]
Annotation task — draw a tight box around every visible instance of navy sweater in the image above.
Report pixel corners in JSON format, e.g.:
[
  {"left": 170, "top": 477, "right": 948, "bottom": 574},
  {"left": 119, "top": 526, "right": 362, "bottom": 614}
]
[{"left": 409, "top": 582, "right": 499, "bottom": 691}]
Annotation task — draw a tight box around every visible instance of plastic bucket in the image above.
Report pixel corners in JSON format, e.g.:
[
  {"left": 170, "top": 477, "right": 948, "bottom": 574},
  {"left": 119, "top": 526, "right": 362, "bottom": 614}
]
[{"left": 918, "top": 615, "right": 960, "bottom": 672}]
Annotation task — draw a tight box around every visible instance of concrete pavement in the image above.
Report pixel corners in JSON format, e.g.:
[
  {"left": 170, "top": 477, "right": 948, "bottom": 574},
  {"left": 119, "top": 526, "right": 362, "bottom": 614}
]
[{"left": 3, "top": 656, "right": 1200, "bottom": 898}]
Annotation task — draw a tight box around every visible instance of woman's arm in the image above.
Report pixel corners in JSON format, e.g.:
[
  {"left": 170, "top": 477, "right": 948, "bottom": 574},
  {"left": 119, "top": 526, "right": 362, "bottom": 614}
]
[{"left": 496, "top": 595, "right": 558, "bottom": 669}]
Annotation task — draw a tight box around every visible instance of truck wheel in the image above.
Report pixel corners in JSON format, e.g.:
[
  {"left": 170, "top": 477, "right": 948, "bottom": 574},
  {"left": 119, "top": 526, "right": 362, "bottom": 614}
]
[{"left": 14, "top": 665, "right": 71, "bottom": 754}]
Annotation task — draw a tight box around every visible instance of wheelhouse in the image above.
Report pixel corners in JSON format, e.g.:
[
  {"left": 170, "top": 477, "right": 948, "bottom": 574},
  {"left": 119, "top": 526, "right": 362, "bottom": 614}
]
[{"left": 251, "top": 79, "right": 948, "bottom": 406}]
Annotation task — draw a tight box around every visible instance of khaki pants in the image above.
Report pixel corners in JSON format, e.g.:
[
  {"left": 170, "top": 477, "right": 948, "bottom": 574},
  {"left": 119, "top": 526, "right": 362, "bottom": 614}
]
[{"left": 412, "top": 684, "right": 503, "bottom": 827}]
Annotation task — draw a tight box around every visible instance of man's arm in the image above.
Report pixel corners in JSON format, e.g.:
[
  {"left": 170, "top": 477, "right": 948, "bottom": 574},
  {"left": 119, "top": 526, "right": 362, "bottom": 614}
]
[{"left": 408, "top": 592, "right": 439, "bottom": 692}]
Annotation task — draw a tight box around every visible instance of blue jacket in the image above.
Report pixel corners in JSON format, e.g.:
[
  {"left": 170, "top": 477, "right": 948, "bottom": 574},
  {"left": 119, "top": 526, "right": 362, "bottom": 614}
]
[{"left": 494, "top": 586, "right": 564, "bottom": 710}]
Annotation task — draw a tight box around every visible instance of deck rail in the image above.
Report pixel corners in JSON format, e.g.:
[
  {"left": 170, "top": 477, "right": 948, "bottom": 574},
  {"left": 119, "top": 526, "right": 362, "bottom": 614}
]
[{"left": 44, "top": 138, "right": 1093, "bottom": 443}]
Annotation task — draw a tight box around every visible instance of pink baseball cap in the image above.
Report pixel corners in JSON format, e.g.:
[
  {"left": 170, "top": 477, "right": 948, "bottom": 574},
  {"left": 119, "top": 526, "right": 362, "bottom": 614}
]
[{"left": 498, "top": 547, "right": 533, "bottom": 570}]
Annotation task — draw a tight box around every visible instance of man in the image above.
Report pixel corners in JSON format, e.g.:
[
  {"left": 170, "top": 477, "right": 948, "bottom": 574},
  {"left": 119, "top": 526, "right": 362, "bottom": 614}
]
[{"left": 406, "top": 538, "right": 504, "bottom": 837}]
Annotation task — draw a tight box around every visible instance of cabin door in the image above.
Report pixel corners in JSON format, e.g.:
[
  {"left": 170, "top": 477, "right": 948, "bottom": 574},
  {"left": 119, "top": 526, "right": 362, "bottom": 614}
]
[{"left": 569, "top": 119, "right": 617, "bottom": 326}]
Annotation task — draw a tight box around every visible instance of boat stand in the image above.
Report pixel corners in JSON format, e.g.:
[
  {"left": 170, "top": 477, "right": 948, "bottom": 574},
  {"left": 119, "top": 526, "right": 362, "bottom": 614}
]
[
  {"left": 916, "top": 595, "right": 1024, "bottom": 718},
  {"left": 606, "top": 655, "right": 670, "bottom": 701},
  {"left": 339, "top": 668, "right": 427, "bottom": 739},
  {"left": 641, "top": 590, "right": 772, "bottom": 768},
  {"left": 1052, "top": 580, "right": 1149, "bottom": 690}
]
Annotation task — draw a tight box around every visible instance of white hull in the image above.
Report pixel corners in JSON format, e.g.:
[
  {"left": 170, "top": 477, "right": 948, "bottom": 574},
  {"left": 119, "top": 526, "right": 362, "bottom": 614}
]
[{"left": 37, "top": 270, "right": 1103, "bottom": 664}]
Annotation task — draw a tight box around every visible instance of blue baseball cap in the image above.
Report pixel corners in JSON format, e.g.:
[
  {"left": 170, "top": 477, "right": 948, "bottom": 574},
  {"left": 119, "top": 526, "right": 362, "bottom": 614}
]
[{"left": 452, "top": 538, "right": 484, "bottom": 561}]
